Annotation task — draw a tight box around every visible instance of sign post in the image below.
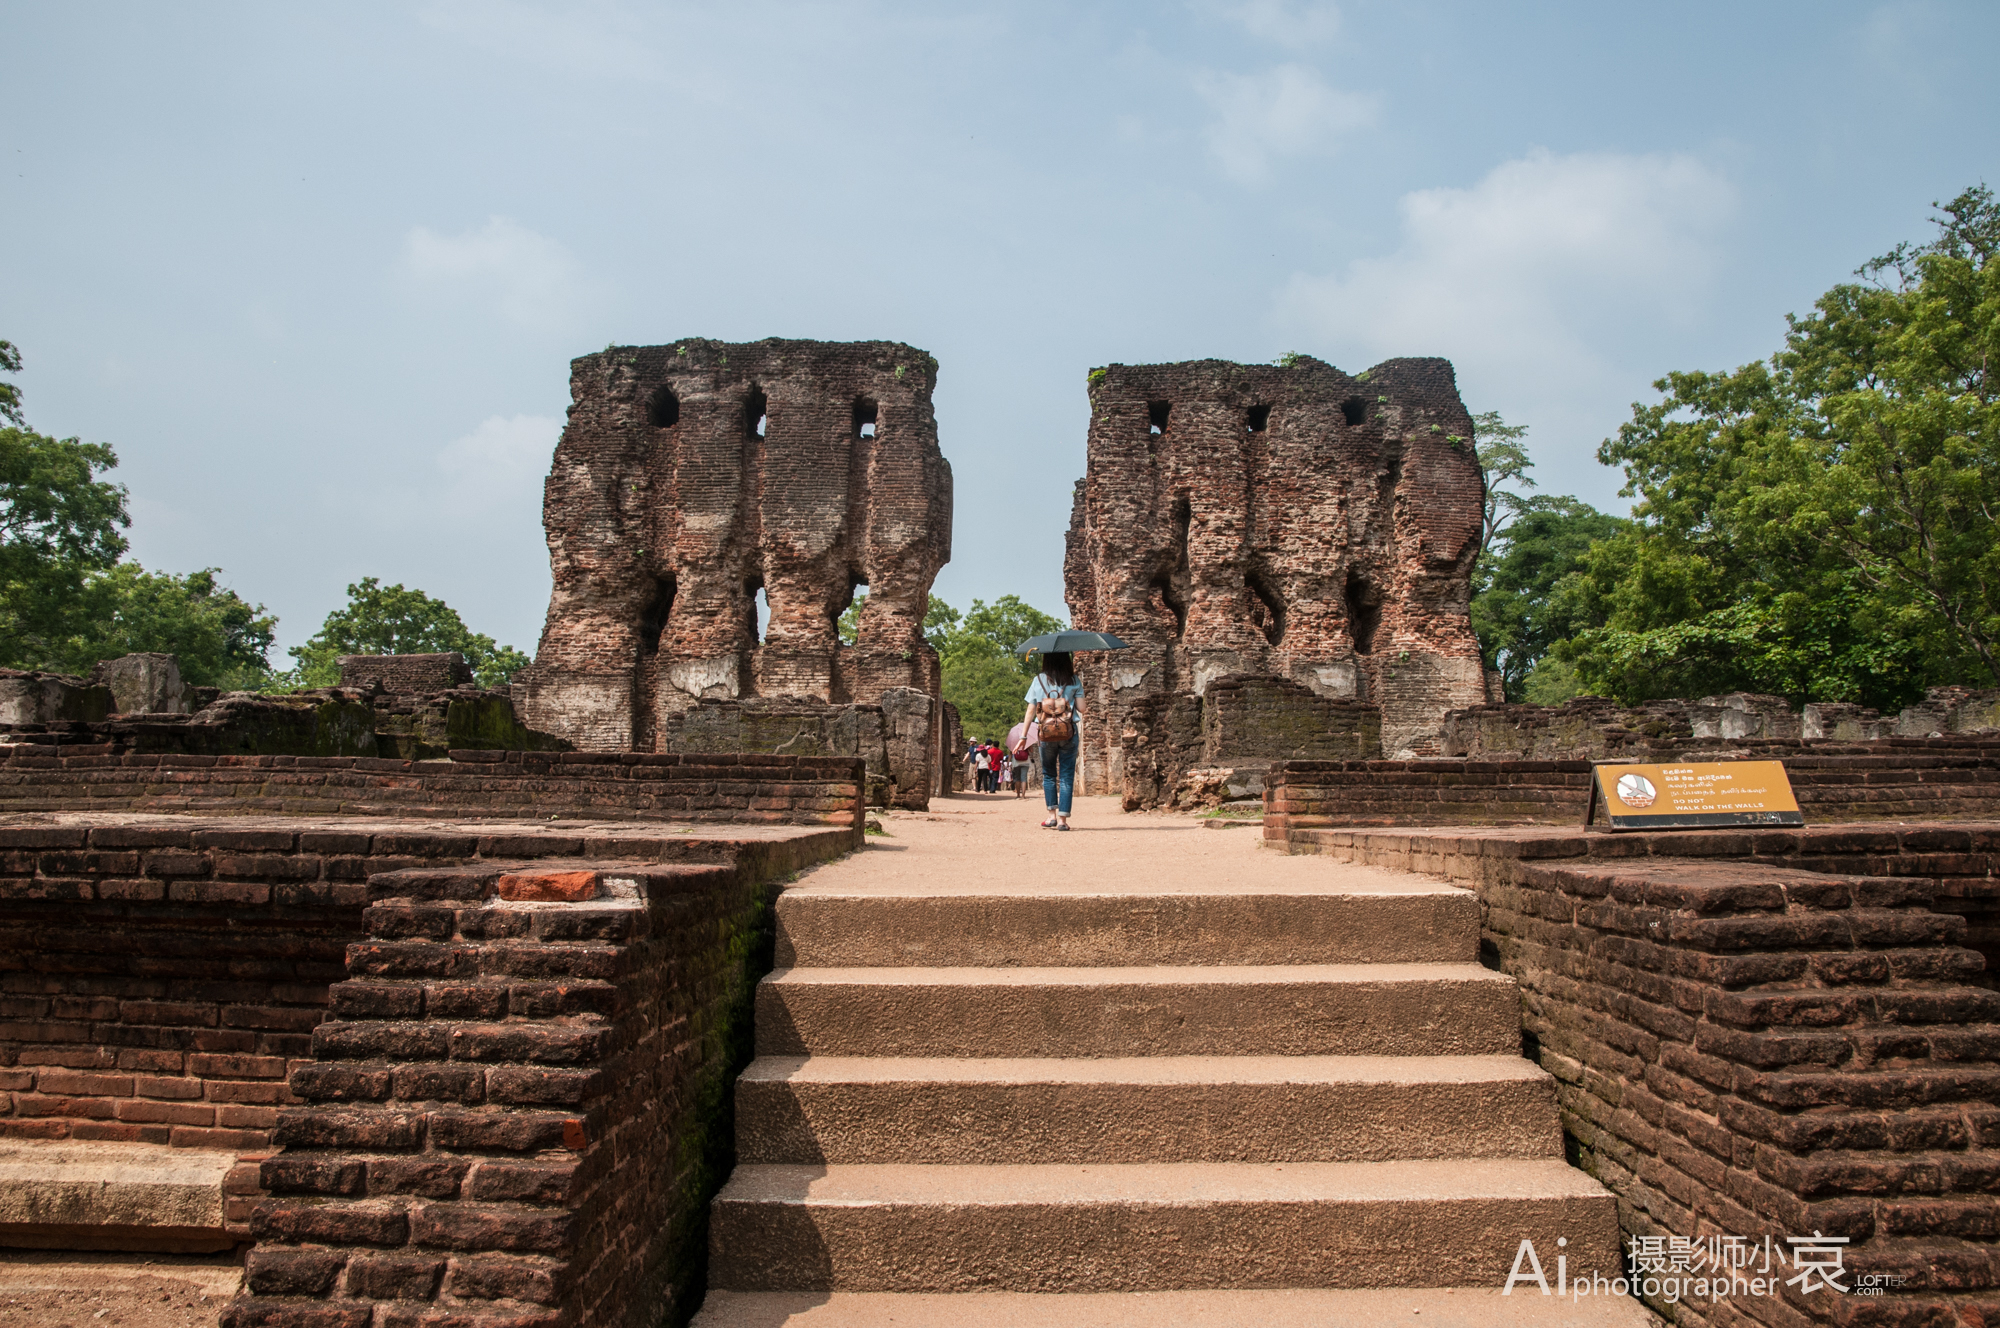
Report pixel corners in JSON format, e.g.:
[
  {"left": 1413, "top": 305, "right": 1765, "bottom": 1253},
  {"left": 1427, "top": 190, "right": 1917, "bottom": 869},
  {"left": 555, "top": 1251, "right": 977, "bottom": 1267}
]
[{"left": 1586, "top": 761, "right": 1804, "bottom": 830}]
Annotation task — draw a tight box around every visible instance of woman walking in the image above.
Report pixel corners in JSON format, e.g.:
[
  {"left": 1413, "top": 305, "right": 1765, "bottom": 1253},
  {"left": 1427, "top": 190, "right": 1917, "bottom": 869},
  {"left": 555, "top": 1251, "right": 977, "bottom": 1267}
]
[{"left": 1023, "top": 651, "right": 1083, "bottom": 830}]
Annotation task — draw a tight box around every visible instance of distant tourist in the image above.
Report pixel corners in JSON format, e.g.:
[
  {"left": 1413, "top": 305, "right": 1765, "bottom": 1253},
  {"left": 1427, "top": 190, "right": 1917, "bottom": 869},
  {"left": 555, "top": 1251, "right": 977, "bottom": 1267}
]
[
  {"left": 1024, "top": 651, "right": 1083, "bottom": 830},
  {"left": 1009, "top": 747, "right": 1030, "bottom": 797},
  {"left": 972, "top": 742, "right": 991, "bottom": 793}
]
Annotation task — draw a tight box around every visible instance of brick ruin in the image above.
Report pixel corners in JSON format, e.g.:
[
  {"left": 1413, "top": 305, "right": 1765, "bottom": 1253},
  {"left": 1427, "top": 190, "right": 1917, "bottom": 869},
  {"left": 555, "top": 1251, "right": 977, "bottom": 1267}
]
[
  {"left": 1064, "top": 355, "right": 1487, "bottom": 806},
  {"left": 514, "top": 339, "right": 954, "bottom": 808}
]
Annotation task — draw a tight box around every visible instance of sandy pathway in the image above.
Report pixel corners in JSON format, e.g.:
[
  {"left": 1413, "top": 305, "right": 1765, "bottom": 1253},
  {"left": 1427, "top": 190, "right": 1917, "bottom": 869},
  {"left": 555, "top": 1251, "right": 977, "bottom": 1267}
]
[{"left": 810, "top": 791, "right": 1440, "bottom": 896}]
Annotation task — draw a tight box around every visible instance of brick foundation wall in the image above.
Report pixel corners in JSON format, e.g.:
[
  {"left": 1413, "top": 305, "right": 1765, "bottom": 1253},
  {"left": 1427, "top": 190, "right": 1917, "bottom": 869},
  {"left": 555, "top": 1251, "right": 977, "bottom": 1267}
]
[
  {"left": 1265, "top": 748, "right": 2000, "bottom": 830},
  {"left": 0, "top": 747, "right": 865, "bottom": 832},
  {"left": 1268, "top": 821, "right": 2000, "bottom": 1325},
  {"left": 229, "top": 859, "right": 779, "bottom": 1328}
]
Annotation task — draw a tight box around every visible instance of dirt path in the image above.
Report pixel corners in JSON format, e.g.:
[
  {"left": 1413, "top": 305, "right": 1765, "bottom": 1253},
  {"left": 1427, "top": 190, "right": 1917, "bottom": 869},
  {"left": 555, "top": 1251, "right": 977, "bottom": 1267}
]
[
  {"left": 0, "top": 1251, "right": 239, "bottom": 1328},
  {"left": 831, "top": 791, "right": 1433, "bottom": 896}
]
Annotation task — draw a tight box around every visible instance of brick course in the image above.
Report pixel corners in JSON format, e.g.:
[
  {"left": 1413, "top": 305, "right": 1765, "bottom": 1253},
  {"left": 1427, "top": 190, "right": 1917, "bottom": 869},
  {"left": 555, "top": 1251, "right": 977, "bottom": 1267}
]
[
  {"left": 1264, "top": 811, "right": 2000, "bottom": 1325},
  {"left": 223, "top": 859, "right": 781, "bottom": 1328},
  {"left": 0, "top": 745, "right": 866, "bottom": 830}
]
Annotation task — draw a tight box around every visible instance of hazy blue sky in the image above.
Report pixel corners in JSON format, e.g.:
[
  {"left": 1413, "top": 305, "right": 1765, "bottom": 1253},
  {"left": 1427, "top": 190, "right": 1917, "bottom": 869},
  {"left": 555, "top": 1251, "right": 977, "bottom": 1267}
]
[{"left": 4, "top": 1, "right": 1995, "bottom": 660}]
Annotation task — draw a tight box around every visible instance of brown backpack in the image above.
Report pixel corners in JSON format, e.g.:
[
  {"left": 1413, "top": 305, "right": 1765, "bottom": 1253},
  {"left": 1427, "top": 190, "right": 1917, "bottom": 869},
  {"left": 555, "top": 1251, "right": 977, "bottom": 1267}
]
[{"left": 1037, "top": 682, "right": 1075, "bottom": 745}]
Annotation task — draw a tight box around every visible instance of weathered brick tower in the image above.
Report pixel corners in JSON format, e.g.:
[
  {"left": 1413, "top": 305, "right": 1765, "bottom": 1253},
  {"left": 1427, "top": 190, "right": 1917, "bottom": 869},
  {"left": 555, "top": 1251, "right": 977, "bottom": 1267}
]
[
  {"left": 1065, "top": 355, "right": 1486, "bottom": 797},
  {"left": 516, "top": 339, "right": 954, "bottom": 780}
]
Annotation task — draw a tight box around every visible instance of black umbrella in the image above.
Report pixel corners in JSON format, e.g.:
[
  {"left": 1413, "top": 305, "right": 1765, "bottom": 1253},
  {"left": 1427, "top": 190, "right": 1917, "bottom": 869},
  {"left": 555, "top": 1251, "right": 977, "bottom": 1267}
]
[{"left": 1016, "top": 630, "right": 1132, "bottom": 656}]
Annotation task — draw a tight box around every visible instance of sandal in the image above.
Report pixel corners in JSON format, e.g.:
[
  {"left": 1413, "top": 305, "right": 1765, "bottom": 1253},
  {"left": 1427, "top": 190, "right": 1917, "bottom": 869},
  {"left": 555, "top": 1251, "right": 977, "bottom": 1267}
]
[
  {"left": 1056, "top": 822, "right": 1071, "bottom": 832},
  {"left": 1041, "top": 817, "right": 1058, "bottom": 828}
]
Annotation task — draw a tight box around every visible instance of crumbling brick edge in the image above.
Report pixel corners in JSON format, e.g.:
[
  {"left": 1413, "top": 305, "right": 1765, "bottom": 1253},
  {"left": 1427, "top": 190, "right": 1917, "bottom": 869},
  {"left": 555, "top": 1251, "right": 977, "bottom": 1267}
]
[{"left": 1263, "top": 787, "right": 2000, "bottom": 1326}]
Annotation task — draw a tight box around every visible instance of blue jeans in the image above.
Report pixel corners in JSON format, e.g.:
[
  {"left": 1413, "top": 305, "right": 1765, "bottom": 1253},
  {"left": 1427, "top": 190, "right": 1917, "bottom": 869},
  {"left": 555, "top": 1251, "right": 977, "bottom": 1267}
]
[{"left": 1040, "top": 739, "right": 1077, "bottom": 816}]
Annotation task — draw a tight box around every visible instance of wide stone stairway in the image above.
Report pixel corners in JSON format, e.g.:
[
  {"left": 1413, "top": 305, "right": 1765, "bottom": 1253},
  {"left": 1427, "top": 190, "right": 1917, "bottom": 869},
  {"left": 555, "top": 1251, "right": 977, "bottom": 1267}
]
[{"left": 694, "top": 798, "right": 1652, "bottom": 1326}]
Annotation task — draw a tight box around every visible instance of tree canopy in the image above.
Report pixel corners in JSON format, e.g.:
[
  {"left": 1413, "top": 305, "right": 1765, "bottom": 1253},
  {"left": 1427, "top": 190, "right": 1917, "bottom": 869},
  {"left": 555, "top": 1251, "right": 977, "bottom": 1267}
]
[
  {"left": 287, "top": 577, "right": 531, "bottom": 689},
  {"left": 1469, "top": 413, "right": 1624, "bottom": 701},
  {"left": 0, "top": 342, "right": 278, "bottom": 686},
  {"left": 1560, "top": 185, "right": 1998, "bottom": 710}
]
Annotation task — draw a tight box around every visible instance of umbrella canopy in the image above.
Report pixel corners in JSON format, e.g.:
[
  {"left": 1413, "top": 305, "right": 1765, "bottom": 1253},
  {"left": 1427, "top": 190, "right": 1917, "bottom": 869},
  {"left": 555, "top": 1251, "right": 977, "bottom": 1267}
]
[
  {"left": 1007, "top": 720, "right": 1037, "bottom": 753},
  {"left": 1016, "top": 630, "right": 1132, "bottom": 656}
]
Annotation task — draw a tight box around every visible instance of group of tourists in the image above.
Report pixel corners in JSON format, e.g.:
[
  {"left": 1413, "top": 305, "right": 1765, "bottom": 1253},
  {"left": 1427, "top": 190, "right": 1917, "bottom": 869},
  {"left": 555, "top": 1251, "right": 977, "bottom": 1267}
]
[
  {"left": 965, "top": 737, "right": 1029, "bottom": 796},
  {"left": 961, "top": 650, "right": 1086, "bottom": 831}
]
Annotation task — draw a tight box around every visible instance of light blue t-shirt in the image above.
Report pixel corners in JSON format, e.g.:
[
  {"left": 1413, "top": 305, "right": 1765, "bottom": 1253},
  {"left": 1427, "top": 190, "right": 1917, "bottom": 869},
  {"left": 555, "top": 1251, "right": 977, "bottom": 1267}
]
[{"left": 1025, "top": 674, "right": 1083, "bottom": 715}]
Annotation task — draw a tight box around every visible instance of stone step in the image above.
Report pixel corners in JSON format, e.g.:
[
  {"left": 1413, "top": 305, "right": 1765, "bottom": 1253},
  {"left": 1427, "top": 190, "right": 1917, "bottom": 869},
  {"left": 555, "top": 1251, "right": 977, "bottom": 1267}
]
[
  {"left": 774, "top": 884, "right": 1478, "bottom": 967},
  {"left": 736, "top": 1054, "right": 1562, "bottom": 1164},
  {"left": 755, "top": 964, "right": 1522, "bottom": 1057},
  {"left": 0, "top": 1140, "right": 238, "bottom": 1254},
  {"left": 693, "top": 1287, "right": 1660, "bottom": 1327},
  {"left": 708, "top": 1159, "right": 1621, "bottom": 1293}
]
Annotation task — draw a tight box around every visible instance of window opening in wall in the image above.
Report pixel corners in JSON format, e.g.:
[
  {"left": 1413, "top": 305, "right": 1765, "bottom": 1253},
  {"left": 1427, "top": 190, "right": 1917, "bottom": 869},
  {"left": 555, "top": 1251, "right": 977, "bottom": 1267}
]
[
  {"left": 746, "top": 387, "right": 768, "bottom": 439},
  {"left": 1246, "top": 404, "right": 1270, "bottom": 433},
  {"left": 1344, "top": 569, "right": 1380, "bottom": 654},
  {"left": 1148, "top": 400, "right": 1171, "bottom": 435},
  {"left": 1246, "top": 571, "right": 1285, "bottom": 646},
  {"left": 1340, "top": 397, "right": 1367, "bottom": 426},
  {"left": 1150, "top": 493, "right": 1192, "bottom": 640},
  {"left": 834, "top": 575, "right": 868, "bottom": 645},
  {"left": 853, "top": 397, "right": 878, "bottom": 439},
  {"left": 638, "top": 574, "right": 676, "bottom": 657},
  {"left": 647, "top": 387, "right": 680, "bottom": 428}
]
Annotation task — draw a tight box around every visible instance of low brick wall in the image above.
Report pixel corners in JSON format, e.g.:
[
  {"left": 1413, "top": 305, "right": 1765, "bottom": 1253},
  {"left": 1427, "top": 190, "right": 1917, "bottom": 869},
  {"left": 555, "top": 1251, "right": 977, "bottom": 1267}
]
[
  {"left": 231, "top": 859, "right": 778, "bottom": 1327},
  {"left": 1265, "top": 747, "right": 2000, "bottom": 830},
  {"left": 0, "top": 818, "right": 851, "bottom": 1253},
  {"left": 0, "top": 747, "right": 865, "bottom": 831},
  {"left": 1269, "top": 821, "right": 2000, "bottom": 1326}
]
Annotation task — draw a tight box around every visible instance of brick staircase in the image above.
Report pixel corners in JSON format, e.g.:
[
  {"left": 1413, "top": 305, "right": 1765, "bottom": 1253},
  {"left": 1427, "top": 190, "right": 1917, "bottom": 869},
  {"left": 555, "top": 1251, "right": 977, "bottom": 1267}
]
[{"left": 695, "top": 870, "right": 1652, "bottom": 1324}]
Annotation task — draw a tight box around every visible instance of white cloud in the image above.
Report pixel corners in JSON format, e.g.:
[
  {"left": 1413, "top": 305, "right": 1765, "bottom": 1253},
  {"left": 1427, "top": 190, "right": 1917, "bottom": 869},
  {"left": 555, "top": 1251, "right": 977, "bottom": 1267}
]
[
  {"left": 1194, "top": 64, "right": 1375, "bottom": 184},
  {"left": 435, "top": 413, "right": 560, "bottom": 510},
  {"left": 1276, "top": 149, "right": 1737, "bottom": 385},
  {"left": 1215, "top": 0, "right": 1343, "bottom": 46},
  {"left": 402, "top": 217, "right": 586, "bottom": 327}
]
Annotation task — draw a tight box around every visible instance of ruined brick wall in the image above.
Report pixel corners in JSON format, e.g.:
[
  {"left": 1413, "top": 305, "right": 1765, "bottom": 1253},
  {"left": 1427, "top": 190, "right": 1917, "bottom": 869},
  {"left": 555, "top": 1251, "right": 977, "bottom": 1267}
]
[
  {"left": 1277, "top": 823, "right": 2000, "bottom": 1327},
  {"left": 1265, "top": 747, "right": 2000, "bottom": 830},
  {"left": 0, "top": 826, "right": 353, "bottom": 1160},
  {"left": 517, "top": 339, "right": 952, "bottom": 799},
  {"left": 667, "top": 697, "right": 891, "bottom": 807},
  {"left": 0, "top": 747, "right": 866, "bottom": 834},
  {"left": 227, "top": 859, "right": 778, "bottom": 1328},
  {"left": 1118, "top": 676, "right": 1380, "bottom": 810},
  {"left": 338, "top": 654, "right": 473, "bottom": 694},
  {"left": 1064, "top": 356, "right": 1485, "bottom": 797}
]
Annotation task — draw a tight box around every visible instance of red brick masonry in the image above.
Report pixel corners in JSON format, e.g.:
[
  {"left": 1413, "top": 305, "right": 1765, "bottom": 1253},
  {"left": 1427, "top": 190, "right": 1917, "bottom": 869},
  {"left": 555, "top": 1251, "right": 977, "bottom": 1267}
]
[
  {"left": 0, "top": 747, "right": 866, "bottom": 830},
  {"left": 228, "top": 861, "right": 770, "bottom": 1327},
  {"left": 1267, "top": 792, "right": 2000, "bottom": 1327}
]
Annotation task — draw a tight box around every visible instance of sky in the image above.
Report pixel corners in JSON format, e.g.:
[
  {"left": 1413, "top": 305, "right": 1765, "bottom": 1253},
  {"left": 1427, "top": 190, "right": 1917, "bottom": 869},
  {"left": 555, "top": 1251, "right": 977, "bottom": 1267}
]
[{"left": 3, "top": 1, "right": 1996, "bottom": 662}]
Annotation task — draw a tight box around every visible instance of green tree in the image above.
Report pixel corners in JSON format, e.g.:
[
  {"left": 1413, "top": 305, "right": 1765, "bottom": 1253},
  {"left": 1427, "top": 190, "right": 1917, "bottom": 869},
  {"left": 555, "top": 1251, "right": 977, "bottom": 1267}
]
[
  {"left": 0, "top": 341, "right": 23, "bottom": 427},
  {"left": 0, "top": 342, "right": 133, "bottom": 669},
  {"left": 287, "top": 577, "right": 530, "bottom": 689},
  {"left": 1470, "top": 496, "right": 1626, "bottom": 699},
  {"left": 0, "top": 342, "right": 275, "bottom": 686},
  {"left": 927, "top": 593, "right": 1064, "bottom": 739},
  {"left": 1564, "top": 185, "right": 1998, "bottom": 709},
  {"left": 44, "top": 565, "right": 278, "bottom": 689},
  {"left": 1472, "top": 410, "right": 1534, "bottom": 569}
]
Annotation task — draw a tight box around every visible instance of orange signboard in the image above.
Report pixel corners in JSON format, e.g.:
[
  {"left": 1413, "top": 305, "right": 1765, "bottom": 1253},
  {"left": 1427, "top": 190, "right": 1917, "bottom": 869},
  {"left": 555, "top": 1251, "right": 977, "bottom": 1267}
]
[{"left": 1587, "top": 761, "right": 1804, "bottom": 830}]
